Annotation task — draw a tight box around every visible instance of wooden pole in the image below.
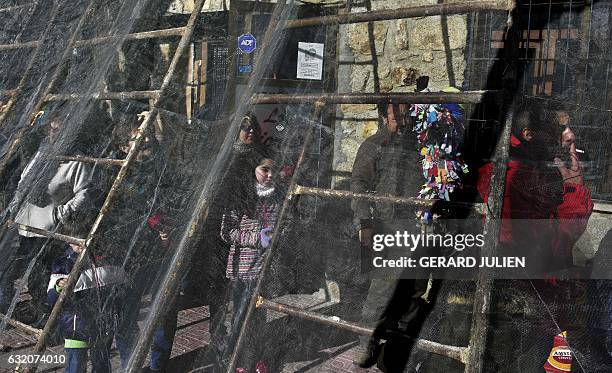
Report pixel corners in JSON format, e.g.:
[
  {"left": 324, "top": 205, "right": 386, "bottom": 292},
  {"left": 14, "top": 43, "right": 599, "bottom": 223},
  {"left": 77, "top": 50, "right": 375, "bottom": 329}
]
[
  {"left": 250, "top": 91, "right": 497, "bottom": 105},
  {"left": 8, "top": 221, "right": 85, "bottom": 246},
  {"left": 44, "top": 90, "right": 160, "bottom": 101},
  {"left": 257, "top": 297, "right": 469, "bottom": 364},
  {"left": 0, "top": 27, "right": 191, "bottom": 51},
  {"left": 283, "top": 0, "right": 513, "bottom": 29},
  {"left": 55, "top": 155, "right": 125, "bottom": 166},
  {"left": 464, "top": 111, "right": 513, "bottom": 373},
  {"left": 0, "top": 313, "right": 42, "bottom": 339},
  {"left": 293, "top": 185, "right": 487, "bottom": 214}
]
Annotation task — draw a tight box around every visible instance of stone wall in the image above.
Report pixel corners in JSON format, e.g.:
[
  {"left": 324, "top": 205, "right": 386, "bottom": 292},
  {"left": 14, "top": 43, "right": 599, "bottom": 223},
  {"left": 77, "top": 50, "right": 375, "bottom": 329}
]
[
  {"left": 167, "top": 0, "right": 229, "bottom": 13},
  {"left": 574, "top": 209, "right": 612, "bottom": 265},
  {"left": 161, "top": 1, "right": 612, "bottom": 266},
  {"left": 332, "top": 1, "right": 612, "bottom": 262},
  {"left": 333, "top": 0, "right": 468, "bottom": 188}
]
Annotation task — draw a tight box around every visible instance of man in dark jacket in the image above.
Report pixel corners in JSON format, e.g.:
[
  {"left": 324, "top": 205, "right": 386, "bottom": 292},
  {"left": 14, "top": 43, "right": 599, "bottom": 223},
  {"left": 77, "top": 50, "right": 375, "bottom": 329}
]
[
  {"left": 351, "top": 104, "right": 421, "bottom": 230},
  {"left": 104, "top": 119, "right": 185, "bottom": 372},
  {"left": 351, "top": 103, "right": 430, "bottom": 368}
]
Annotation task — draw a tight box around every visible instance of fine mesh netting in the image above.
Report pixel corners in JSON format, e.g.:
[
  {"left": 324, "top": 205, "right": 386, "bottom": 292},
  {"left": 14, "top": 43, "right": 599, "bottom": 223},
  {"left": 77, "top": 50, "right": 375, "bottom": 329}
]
[{"left": 0, "top": 1, "right": 610, "bottom": 373}]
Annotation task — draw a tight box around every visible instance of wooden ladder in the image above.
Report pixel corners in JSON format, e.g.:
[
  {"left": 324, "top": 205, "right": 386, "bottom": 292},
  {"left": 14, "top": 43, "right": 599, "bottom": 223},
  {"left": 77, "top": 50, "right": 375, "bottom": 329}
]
[{"left": 0, "top": 0, "right": 210, "bottom": 371}]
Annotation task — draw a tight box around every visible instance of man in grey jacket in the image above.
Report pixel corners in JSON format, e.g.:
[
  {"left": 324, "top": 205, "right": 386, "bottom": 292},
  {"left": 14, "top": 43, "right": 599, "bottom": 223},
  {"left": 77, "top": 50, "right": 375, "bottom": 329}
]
[
  {"left": 351, "top": 103, "right": 430, "bottom": 369},
  {"left": 0, "top": 112, "right": 92, "bottom": 318}
]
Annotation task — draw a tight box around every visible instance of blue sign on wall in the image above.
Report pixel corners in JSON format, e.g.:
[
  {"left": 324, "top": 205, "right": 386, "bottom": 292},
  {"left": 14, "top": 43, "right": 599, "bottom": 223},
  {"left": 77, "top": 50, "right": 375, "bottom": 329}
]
[
  {"left": 238, "top": 65, "right": 252, "bottom": 73},
  {"left": 237, "top": 33, "right": 257, "bottom": 54}
]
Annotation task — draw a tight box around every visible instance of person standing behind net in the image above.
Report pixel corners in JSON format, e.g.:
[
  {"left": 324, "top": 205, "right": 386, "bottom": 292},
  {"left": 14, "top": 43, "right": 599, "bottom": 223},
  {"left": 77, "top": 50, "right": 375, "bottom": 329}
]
[
  {"left": 212, "top": 153, "right": 284, "bottom": 373},
  {"left": 350, "top": 102, "right": 429, "bottom": 369},
  {"left": 476, "top": 102, "right": 594, "bottom": 371},
  {"left": 199, "top": 112, "right": 265, "bottom": 311},
  {"left": 198, "top": 113, "right": 265, "bottom": 363},
  {"left": 46, "top": 238, "right": 132, "bottom": 372},
  {"left": 104, "top": 115, "right": 187, "bottom": 372},
  {"left": 1, "top": 111, "right": 92, "bottom": 322},
  {"left": 477, "top": 102, "right": 593, "bottom": 274}
]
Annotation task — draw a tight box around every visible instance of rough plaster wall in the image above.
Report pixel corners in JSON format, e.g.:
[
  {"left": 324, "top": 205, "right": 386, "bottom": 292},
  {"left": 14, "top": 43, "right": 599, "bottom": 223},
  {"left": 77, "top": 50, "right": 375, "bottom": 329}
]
[
  {"left": 167, "top": 0, "right": 230, "bottom": 13},
  {"left": 574, "top": 210, "right": 612, "bottom": 266},
  {"left": 333, "top": 0, "right": 467, "bottom": 188}
]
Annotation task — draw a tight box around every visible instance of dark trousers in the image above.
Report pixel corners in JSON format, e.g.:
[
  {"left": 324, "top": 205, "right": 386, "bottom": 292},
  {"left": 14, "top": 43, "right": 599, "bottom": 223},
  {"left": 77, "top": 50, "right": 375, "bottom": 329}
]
[
  {"left": 127, "top": 260, "right": 185, "bottom": 371},
  {"left": 149, "top": 297, "right": 180, "bottom": 371},
  {"left": 359, "top": 278, "right": 430, "bottom": 343},
  {"left": 87, "top": 290, "right": 137, "bottom": 373},
  {"left": 64, "top": 348, "right": 87, "bottom": 373},
  {"left": 209, "top": 279, "right": 265, "bottom": 370},
  {"left": 358, "top": 219, "right": 435, "bottom": 371},
  {"left": 61, "top": 311, "right": 134, "bottom": 373}
]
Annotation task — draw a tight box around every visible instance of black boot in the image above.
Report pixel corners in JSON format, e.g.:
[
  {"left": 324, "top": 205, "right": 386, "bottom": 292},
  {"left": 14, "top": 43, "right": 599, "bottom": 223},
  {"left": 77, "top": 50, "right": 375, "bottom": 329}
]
[{"left": 353, "top": 340, "right": 383, "bottom": 368}]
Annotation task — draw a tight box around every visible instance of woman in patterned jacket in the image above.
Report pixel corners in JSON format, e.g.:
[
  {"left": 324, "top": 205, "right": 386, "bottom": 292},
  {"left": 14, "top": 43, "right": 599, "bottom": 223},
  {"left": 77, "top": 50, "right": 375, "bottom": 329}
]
[{"left": 215, "top": 152, "right": 284, "bottom": 373}]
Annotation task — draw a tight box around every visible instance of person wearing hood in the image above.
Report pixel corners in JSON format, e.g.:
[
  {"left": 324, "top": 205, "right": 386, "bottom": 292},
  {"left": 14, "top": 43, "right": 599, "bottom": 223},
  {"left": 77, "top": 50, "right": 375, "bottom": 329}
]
[{"left": 233, "top": 112, "right": 263, "bottom": 156}]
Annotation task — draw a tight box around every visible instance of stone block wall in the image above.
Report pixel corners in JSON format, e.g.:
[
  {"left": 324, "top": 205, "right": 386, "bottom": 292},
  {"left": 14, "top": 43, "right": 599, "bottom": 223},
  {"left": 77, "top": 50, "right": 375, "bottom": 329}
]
[
  {"left": 167, "top": 0, "right": 229, "bottom": 13},
  {"left": 333, "top": 0, "right": 468, "bottom": 188}
]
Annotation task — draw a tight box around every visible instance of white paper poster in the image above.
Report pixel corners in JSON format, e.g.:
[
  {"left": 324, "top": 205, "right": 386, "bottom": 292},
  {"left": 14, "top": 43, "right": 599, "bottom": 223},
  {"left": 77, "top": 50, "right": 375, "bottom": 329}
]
[{"left": 297, "top": 42, "right": 324, "bottom": 80}]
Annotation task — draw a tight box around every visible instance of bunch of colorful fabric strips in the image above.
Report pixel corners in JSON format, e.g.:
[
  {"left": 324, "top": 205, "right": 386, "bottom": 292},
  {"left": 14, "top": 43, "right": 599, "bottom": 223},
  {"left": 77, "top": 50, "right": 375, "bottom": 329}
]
[{"left": 410, "top": 96, "right": 468, "bottom": 208}]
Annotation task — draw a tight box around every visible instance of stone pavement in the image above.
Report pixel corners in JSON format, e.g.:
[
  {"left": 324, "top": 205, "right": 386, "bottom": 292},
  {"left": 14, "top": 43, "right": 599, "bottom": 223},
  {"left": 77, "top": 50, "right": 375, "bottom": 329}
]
[
  {"left": 278, "top": 341, "right": 381, "bottom": 373},
  {"left": 0, "top": 301, "right": 382, "bottom": 373}
]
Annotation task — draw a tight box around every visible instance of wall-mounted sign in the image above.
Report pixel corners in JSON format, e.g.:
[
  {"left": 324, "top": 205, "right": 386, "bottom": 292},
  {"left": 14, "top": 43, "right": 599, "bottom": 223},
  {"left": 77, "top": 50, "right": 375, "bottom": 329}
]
[
  {"left": 296, "top": 42, "right": 324, "bottom": 80},
  {"left": 238, "top": 33, "right": 257, "bottom": 54},
  {"left": 238, "top": 64, "right": 252, "bottom": 73}
]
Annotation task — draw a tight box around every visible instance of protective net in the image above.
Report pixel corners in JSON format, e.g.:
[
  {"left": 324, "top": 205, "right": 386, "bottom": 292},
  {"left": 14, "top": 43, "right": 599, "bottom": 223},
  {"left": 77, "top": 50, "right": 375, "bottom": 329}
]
[{"left": 0, "top": 1, "right": 610, "bottom": 372}]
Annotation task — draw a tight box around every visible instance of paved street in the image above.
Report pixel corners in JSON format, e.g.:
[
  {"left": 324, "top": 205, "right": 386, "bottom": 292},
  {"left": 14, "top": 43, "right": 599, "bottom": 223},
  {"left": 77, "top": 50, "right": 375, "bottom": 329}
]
[{"left": 0, "top": 299, "right": 382, "bottom": 373}]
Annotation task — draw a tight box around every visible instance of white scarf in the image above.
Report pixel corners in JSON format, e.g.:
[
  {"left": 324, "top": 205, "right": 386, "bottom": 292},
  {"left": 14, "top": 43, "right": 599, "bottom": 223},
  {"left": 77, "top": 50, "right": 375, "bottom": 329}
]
[{"left": 255, "top": 182, "right": 275, "bottom": 198}]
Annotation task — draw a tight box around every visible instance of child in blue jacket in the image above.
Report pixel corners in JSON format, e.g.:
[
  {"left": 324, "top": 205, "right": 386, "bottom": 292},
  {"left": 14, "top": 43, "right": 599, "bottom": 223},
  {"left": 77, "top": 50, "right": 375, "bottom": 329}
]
[{"left": 47, "top": 243, "right": 132, "bottom": 373}]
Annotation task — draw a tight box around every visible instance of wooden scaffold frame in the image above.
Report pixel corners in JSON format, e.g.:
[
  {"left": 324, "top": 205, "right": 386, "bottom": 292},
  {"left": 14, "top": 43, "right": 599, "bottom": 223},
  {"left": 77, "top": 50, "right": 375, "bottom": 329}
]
[{"left": 0, "top": 1, "right": 521, "bottom": 373}]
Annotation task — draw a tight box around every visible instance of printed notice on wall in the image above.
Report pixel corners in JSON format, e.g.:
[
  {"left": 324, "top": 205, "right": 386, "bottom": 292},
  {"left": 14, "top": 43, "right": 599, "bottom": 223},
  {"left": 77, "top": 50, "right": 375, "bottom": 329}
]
[{"left": 297, "top": 42, "right": 324, "bottom": 80}]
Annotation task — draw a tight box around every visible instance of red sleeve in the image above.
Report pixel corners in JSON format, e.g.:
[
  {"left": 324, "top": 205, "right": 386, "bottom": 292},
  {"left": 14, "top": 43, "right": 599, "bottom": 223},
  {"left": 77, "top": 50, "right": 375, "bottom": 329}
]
[
  {"left": 556, "top": 183, "right": 593, "bottom": 243},
  {"left": 477, "top": 163, "right": 493, "bottom": 203},
  {"left": 476, "top": 161, "right": 525, "bottom": 244},
  {"left": 477, "top": 135, "right": 522, "bottom": 204},
  {"left": 148, "top": 214, "right": 165, "bottom": 230}
]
